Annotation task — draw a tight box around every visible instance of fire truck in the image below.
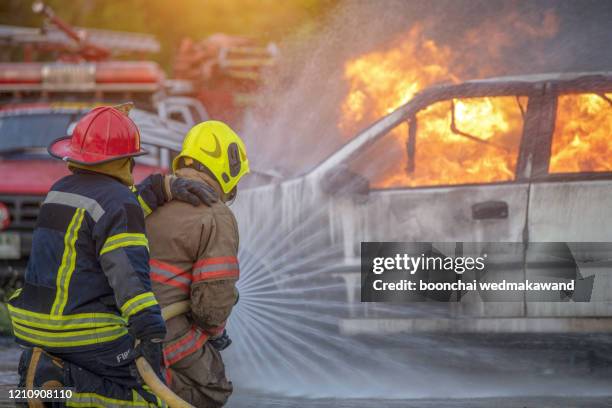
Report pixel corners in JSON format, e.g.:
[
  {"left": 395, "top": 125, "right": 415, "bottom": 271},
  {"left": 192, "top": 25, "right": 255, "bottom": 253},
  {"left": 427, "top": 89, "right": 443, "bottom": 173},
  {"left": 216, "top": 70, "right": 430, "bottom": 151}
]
[
  {"left": 172, "top": 34, "right": 278, "bottom": 126},
  {"left": 0, "top": 2, "right": 206, "bottom": 286}
]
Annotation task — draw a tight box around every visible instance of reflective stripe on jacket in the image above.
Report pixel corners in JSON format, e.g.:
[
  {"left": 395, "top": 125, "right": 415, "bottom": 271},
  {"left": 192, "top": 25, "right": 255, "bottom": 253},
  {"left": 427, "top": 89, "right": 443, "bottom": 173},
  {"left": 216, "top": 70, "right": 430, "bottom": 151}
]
[{"left": 9, "top": 172, "right": 167, "bottom": 352}]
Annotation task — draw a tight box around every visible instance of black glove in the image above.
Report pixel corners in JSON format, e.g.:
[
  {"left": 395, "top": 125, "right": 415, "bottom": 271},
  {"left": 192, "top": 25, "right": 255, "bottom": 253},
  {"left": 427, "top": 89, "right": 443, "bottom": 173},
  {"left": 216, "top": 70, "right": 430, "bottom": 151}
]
[
  {"left": 209, "top": 330, "right": 232, "bottom": 351},
  {"left": 170, "top": 177, "right": 218, "bottom": 206},
  {"left": 133, "top": 337, "right": 164, "bottom": 382}
]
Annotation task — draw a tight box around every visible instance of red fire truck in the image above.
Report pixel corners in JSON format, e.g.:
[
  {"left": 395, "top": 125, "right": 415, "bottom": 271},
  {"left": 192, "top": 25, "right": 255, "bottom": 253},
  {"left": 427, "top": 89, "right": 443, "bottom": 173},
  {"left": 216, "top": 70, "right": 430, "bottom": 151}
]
[
  {"left": 0, "top": 2, "right": 206, "bottom": 285},
  {"left": 172, "top": 34, "right": 278, "bottom": 126}
]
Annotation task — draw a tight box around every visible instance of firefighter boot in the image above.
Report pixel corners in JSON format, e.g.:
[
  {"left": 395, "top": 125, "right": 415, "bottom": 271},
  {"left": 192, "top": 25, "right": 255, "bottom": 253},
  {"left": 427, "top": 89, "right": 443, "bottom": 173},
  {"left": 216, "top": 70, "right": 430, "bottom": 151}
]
[{"left": 17, "top": 347, "right": 66, "bottom": 407}]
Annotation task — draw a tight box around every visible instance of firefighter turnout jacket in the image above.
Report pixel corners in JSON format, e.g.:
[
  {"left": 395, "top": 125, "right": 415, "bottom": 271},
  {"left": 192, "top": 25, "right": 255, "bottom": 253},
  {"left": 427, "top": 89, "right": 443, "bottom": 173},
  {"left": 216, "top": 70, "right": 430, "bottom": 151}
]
[
  {"left": 146, "top": 168, "right": 238, "bottom": 406},
  {"left": 9, "top": 171, "right": 167, "bottom": 352}
]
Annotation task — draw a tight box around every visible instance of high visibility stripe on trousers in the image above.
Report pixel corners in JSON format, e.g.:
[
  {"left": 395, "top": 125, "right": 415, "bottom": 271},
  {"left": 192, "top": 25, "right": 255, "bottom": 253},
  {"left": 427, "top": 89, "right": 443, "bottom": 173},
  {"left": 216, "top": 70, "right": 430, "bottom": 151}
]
[
  {"left": 149, "top": 259, "right": 192, "bottom": 293},
  {"left": 66, "top": 389, "right": 164, "bottom": 407},
  {"left": 192, "top": 256, "right": 239, "bottom": 283},
  {"left": 163, "top": 326, "right": 208, "bottom": 366},
  {"left": 51, "top": 208, "right": 86, "bottom": 316}
]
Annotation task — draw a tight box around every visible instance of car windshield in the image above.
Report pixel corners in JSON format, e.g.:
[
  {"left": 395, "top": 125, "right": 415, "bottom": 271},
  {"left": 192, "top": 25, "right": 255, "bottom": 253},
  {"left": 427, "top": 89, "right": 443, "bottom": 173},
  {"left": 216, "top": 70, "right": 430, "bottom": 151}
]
[{"left": 0, "top": 113, "right": 80, "bottom": 154}]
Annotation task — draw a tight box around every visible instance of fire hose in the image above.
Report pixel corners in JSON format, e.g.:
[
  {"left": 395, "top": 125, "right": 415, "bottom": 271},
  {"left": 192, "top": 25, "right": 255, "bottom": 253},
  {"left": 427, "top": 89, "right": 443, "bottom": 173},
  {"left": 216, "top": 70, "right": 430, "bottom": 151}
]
[{"left": 135, "top": 301, "right": 192, "bottom": 408}]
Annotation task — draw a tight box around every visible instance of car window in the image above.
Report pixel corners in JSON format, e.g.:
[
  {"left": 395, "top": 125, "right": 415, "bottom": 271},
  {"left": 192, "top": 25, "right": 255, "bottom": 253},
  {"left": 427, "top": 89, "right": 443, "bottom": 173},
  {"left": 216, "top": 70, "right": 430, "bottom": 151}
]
[
  {"left": 0, "top": 112, "right": 173, "bottom": 169},
  {"left": 0, "top": 113, "right": 78, "bottom": 152},
  {"left": 348, "top": 96, "right": 526, "bottom": 188},
  {"left": 549, "top": 93, "right": 612, "bottom": 173}
]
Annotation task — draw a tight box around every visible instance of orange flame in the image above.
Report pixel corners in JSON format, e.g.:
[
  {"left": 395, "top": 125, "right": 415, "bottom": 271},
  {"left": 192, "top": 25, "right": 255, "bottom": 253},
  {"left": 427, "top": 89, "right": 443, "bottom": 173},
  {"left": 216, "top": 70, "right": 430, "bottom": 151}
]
[
  {"left": 340, "top": 26, "right": 524, "bottom": 188},
  {"left": 340, "top": 24, "right": 459, "bottom": 135},
  {"left": 550, "top": 93, "right": 612, "bottom": 173},
  {"left": 339, "top": 13, "right": 610, "bottom": 188}
]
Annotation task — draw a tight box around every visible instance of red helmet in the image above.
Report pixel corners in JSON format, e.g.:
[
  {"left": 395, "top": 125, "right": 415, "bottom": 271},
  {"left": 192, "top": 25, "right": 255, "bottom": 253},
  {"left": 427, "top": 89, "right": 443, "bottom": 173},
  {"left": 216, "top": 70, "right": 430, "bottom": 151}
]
[{"left": 48, "top": 106, "right": 147, "bottom": 164}]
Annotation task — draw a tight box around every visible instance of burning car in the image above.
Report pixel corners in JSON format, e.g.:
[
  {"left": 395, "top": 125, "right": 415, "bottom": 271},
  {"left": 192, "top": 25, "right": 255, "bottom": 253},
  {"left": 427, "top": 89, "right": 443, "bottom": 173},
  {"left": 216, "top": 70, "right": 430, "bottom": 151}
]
[{"left": 233, "top": 71, "right": 612, "bottom": 335}]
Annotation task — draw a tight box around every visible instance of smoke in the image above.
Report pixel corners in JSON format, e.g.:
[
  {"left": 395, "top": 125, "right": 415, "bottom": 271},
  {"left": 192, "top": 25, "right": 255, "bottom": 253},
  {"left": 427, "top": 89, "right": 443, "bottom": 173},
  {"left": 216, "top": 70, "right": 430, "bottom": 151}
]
[{"left": 240, "top": 0, "right": 612, "bottom": 178}]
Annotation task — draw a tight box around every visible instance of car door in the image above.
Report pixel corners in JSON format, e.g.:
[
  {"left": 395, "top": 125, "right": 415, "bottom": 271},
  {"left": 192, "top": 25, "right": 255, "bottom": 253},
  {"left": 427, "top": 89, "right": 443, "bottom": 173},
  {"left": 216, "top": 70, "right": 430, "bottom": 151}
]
[
  {"left": 527, "top": 84, "right": 612, "bottom": 318},
  {"left": 342, "top": 94, "right": 534, "bottom": 317}
]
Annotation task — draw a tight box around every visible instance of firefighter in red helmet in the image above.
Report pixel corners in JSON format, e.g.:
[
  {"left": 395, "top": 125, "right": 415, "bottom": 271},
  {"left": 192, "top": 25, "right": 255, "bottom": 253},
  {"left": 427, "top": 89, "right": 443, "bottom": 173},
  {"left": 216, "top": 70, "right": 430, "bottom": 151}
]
[{"left": 9, "top": 105, "right": 217, "bottom": 406}]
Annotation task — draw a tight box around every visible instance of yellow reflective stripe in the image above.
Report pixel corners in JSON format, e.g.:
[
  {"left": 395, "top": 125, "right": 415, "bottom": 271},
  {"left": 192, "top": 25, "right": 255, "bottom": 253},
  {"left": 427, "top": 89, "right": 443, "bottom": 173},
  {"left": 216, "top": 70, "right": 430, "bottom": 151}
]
[
  {"left": 51, "top": 208, "right": 85, "bottom": 316},
  {"left": 137, "top": 195, "right": 153, "bottom": 217},
  {"left": 8, "top": 287, "right": 22, "bottom": 301},
  {"left": 9, "top": 315, "right": 120, "bottom": 331},
  {"left": 130, "top": 185, "right": 153, "bottom": 217},
  {"left": 120, "top": 292, "right": 158, "bottom": 318},
  {"left": 13, "top": 322, "right": 125, "bottom": 339},
  {"left": 142, "top": 386, "right": 167, "bottom": 408},
  {"left": 66, "top": 390, "right": 152, "bottom": 407},
  {"left": 7, "top": 304, "right": 126, "bottom": 330},
  {"left": 103, "top": 233, "right": 148, "bottom": 247},
  {"left": 100, "top": 233, "right": 149, "bottom": 256},
  {"left": 12, "top": 322, "right": 127, "bottom": 348},
  {"left": 7, "top": 305, "right": 123, "bottom": 322}
]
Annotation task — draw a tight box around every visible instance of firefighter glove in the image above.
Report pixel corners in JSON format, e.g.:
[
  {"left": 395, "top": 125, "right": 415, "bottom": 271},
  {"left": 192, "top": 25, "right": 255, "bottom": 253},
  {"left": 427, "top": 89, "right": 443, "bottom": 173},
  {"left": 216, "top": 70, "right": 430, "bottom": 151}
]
[
  {"left": 166, "top": 175, "right": 218, "bottom": 206},
  {"left": 134, "top": 337, "right": 164, "bottom": 381},
  {"left": 209, "top": 329, "right": 232, "bottom": 351}
]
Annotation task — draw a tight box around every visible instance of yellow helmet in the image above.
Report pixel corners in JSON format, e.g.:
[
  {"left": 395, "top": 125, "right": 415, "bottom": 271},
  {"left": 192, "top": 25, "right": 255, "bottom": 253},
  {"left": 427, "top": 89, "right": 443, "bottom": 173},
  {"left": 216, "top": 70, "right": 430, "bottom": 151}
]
[{"left": 172, "top": 121, "right": 249, "bottom": 194}]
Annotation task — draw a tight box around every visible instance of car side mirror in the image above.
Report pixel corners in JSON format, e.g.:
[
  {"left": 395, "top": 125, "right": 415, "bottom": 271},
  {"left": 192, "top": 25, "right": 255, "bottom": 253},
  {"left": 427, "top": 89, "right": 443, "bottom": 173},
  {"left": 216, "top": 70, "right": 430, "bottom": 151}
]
[{"left": 321, "top": 165, "right": 370, "bottom": 203}]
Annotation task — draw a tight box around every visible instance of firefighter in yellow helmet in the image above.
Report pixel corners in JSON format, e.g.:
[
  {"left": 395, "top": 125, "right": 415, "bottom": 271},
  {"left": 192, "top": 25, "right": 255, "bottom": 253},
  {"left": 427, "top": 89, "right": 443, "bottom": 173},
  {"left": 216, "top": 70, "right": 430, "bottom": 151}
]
[{"left": 145, "top": 121, "right": 249, "bottom": 407}]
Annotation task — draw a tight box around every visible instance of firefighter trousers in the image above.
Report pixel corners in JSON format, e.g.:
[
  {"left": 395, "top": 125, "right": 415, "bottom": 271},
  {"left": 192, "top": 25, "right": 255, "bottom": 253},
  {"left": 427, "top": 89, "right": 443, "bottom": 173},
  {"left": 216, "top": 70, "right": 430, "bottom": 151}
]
[
  {"left": 166, "top": 341, "right": 232, "bottom": 408},
  {"left": 17, "top": 336, "right": 165, "bottom": 407}
]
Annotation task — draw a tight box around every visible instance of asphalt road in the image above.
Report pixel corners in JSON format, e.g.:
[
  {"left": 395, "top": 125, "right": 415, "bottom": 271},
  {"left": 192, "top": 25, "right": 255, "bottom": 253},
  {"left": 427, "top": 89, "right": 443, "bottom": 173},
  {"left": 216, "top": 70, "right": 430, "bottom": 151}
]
[{"left": 0, "top": 340, "right": 611, "bottom": 408}]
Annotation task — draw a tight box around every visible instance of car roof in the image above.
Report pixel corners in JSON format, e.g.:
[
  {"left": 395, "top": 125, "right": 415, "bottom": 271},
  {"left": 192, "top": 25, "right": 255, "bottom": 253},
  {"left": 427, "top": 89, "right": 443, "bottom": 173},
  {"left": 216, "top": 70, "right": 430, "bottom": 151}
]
[
  {"left": 0, "top": 103, "right": 186, "bottom": 151},
  {"left": 311, "top": 71, "right": 612, "bottom": 177},
  {"left": 463, "top": 71, "right": 612, "bottom": 85},
  {"left": 409, "top": 71, "right": 612, "bottom": 109}
]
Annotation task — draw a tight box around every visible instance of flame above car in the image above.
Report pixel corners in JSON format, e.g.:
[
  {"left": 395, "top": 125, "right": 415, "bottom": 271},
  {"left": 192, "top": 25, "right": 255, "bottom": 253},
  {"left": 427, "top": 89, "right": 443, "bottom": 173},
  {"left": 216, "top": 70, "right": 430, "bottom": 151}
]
[{"left": 339, "top": 20, "right": 611, "bottom": 188}]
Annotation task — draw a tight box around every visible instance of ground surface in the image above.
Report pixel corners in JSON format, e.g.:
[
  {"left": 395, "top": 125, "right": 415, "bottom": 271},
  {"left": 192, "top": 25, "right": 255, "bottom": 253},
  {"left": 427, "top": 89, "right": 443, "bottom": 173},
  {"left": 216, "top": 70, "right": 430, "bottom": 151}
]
[
  {"left": 229, "top": 394, "right": 612, "bottom": 408},
  {"left": 0, "top": 338, "right": 610, "bottom": 408}
]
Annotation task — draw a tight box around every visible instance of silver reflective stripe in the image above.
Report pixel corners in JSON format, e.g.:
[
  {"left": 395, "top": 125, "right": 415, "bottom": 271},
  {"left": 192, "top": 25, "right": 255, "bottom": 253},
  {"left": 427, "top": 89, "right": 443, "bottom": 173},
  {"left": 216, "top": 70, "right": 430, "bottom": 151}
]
[
  {"left": 44, "top": 191, "right": 105, "bottom": 221},
  {"left": 120, "top": 292, "right": 158, "bottom": 318},
  {"left": 149, "top": 264, "right": 192, "bottom": 285},
  {"left": 163, "top": 327, "right": 207, "bottom": 365},
  {"left": 193, "top": 263, "right": 238, "bottom": 274}
]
